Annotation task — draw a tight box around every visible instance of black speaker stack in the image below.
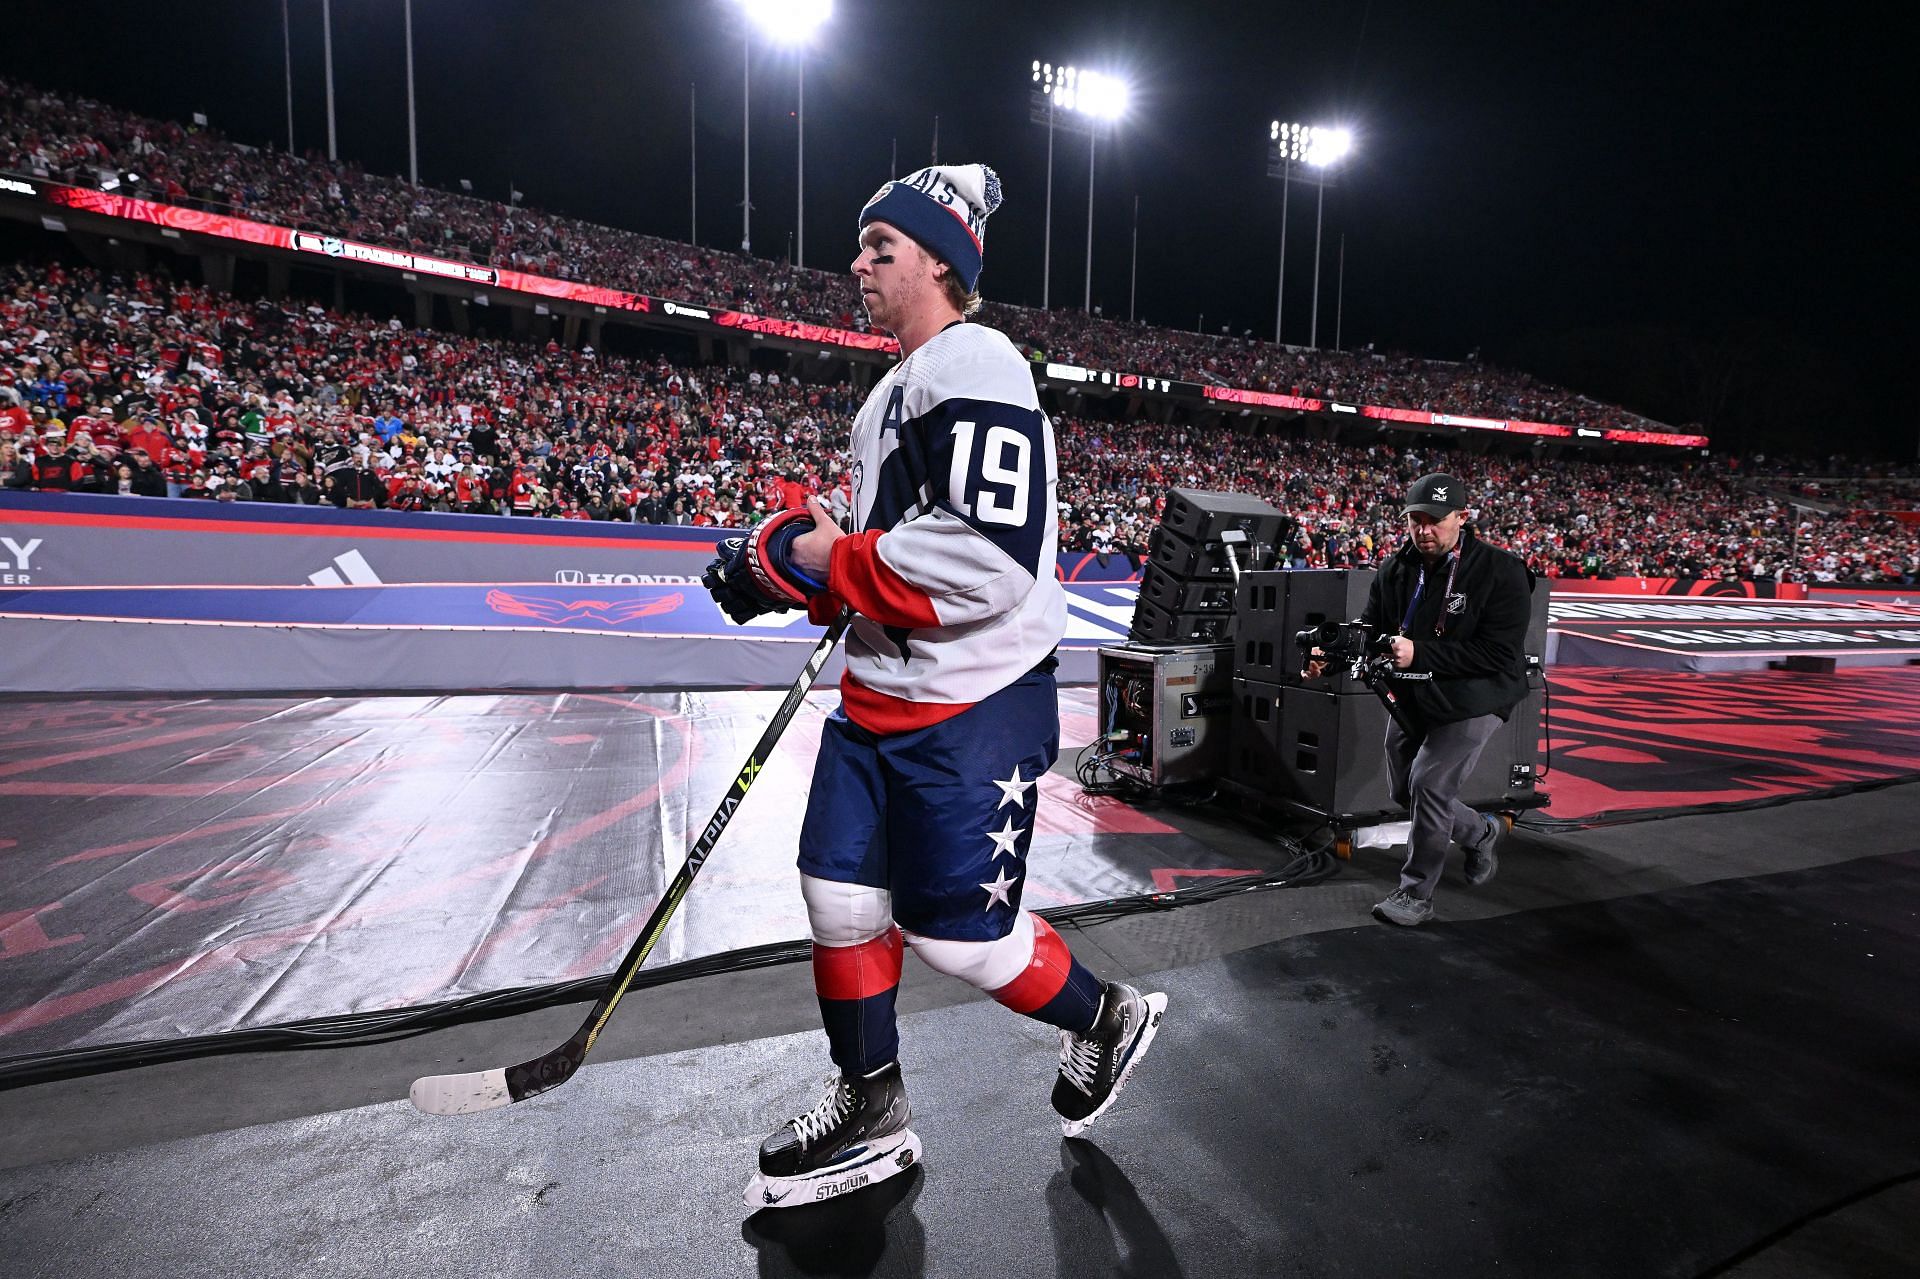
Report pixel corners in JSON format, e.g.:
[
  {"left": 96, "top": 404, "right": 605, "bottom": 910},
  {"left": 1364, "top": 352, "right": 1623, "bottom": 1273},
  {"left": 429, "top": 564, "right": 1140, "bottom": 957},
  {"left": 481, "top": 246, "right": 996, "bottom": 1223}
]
[
  {"left": 1224, "top": 568, "right": 1552, "bottom": 823},
  {"left": 1128, "top": 489, "right": 1288, "bottom": 646},
  {"left": 1111, "top": 487, "right": 1550, "bottom": 826}
]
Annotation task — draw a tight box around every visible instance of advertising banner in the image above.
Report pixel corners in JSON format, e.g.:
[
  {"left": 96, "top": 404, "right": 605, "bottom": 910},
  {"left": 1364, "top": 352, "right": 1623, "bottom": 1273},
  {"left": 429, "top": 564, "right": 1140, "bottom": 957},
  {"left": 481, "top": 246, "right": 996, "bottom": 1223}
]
[
  {"left": 1546, "top": 595, "right": 1920, "bottom": 669},
  {"left": 1551, "top": 577, "right": 1807, "bottom": 601},
  {"left": 0, "top": 494, "right": 1144, "bottom": 692},
  {"left": 0, "top": 492, "right": 722, "bottom": 588},
  {"left": 0, "top": 493, "right": 1150, "bottom": 588}
]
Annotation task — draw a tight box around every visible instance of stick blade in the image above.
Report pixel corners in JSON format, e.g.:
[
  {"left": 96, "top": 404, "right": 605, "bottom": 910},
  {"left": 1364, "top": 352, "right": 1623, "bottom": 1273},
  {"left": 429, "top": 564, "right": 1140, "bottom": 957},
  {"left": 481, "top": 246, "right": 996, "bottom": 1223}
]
[{"left": 410, "top": 1067, "right": 512, "bottom": 1116}]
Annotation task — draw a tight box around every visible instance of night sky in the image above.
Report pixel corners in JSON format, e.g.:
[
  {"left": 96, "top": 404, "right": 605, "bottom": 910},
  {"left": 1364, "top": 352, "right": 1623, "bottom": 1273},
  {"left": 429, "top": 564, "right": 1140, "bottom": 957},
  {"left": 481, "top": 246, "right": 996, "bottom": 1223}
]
[{"left": 5, "top": 0, "right": 1905, "bottom": 455}]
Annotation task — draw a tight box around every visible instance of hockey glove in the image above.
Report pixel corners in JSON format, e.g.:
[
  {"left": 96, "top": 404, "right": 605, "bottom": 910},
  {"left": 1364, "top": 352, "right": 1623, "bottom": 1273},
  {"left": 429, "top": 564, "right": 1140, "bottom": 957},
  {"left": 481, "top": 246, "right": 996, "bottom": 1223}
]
[{"left": 701, "top": 507, "right": 831, "bottom": 625}]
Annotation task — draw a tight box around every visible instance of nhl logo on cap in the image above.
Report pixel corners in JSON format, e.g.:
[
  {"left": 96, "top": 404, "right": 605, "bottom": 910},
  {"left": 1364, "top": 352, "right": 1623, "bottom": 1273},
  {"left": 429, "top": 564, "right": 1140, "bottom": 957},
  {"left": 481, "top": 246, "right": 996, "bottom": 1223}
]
[{"left": 1403, "top": 472, "right": 1468, "bottom": 517}]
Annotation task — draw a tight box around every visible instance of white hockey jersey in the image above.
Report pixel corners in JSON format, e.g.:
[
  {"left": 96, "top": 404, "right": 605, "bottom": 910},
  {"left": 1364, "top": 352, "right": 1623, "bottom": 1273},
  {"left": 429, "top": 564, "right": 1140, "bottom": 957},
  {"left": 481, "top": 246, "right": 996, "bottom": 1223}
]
[{"left": 817, "top": 322, "right": 1065, "bottom": 733}]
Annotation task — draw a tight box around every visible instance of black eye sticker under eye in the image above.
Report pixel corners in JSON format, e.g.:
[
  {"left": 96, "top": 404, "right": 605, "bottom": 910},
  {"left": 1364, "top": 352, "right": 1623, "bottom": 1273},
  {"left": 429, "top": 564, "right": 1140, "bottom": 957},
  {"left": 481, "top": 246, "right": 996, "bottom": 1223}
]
[{"left": 872, "top": 254, "right": 895, "bottom": 265}]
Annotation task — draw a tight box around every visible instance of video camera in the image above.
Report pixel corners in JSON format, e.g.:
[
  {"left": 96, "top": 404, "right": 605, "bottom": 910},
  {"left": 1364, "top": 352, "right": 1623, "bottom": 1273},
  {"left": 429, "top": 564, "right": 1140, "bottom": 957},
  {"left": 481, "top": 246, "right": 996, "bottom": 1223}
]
[
  {"left": 1295, "top": 620, "right": 1388, "bottom": 668},
  {"left": 1297, "top": 619, "right": 1422, "bottom": 737}
]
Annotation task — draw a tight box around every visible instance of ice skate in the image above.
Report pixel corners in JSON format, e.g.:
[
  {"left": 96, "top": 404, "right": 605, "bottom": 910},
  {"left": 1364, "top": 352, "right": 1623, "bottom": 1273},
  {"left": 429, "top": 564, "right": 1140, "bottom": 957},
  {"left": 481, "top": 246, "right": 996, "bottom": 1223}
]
[
  {"left": 1052, "top": 980, "right": 1168, "bottom": 1138},
  {"left": 744, "top": 1060, "right": 921, "bottom": 1209}
]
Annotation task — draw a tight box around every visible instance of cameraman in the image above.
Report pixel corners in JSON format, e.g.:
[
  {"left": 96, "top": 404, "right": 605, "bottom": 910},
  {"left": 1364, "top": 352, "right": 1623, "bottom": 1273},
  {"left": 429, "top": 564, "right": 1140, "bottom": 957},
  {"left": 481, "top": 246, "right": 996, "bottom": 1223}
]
[{"left": 1310, "top": 473, "right": 1532, "bottom": 927}]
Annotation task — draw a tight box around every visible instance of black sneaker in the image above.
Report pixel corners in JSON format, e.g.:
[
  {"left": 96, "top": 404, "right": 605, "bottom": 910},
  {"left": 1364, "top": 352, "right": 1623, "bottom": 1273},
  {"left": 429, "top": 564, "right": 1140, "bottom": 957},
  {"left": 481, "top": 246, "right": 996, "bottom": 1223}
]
[
  {"left": 758, "top": 1060, "right": 911, "bottom": 1178},
  {"left": 1463, "top": 813, "right": 1503, "bottom": 887},
  {"left": 1372, "top": 888, "right": 1433, "bottom": 926},
  {"left": 1052, "top": 981, "right": 1169, "bottom": 1137}
]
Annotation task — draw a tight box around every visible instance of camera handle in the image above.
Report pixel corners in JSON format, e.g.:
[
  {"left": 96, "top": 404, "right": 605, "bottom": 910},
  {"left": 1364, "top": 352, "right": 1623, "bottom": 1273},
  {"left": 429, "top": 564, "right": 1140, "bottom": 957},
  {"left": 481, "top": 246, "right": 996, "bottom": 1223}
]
[{"left": 1347, "top": 652, "right": 1426, "bottom": 740}]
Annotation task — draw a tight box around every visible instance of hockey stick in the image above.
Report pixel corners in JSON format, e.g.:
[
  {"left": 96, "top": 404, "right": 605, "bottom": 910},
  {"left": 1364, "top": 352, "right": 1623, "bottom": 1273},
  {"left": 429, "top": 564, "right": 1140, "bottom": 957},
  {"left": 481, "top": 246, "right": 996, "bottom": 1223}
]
[{"left": 410, "top": 614, "right": 849, "bottom": 1115}]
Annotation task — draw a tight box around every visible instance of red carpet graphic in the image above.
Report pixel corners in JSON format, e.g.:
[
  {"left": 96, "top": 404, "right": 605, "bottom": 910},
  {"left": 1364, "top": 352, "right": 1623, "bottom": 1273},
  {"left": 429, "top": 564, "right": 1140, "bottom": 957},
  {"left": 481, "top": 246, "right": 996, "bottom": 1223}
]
[{"left": 1538, "top": 666, "right": 1920, "bottom": 822}]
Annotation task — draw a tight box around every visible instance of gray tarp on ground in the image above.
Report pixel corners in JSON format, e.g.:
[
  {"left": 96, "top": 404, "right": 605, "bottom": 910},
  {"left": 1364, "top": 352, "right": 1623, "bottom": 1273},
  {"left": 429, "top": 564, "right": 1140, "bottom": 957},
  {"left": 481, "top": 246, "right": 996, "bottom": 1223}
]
[{"left": 0, "top": 687, "right": 1235, "bottom": 1062}]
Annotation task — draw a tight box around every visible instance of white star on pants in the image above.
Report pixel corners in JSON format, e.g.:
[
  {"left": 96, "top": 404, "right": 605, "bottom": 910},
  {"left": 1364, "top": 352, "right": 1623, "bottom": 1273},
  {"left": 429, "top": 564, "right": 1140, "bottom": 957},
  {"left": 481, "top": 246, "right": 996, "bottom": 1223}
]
[
  {"left": 986, "top": 815, "right": 1024, "bottom": 861},
  {"left": 979, "top": 867, "right": 1018, "bottom": 911},
  {"left": 991, "top": 765, "right": 1035, "bottom": 810}
]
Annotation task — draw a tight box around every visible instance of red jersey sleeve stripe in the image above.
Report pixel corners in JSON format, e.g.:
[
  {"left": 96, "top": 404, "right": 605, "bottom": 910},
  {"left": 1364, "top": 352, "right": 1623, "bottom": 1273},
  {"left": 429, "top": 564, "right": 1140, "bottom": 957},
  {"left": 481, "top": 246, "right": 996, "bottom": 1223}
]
[
  {"left": 811, "top": 928, "right": 905, "bottom": 1001},
  {"left": 829, "top": 530, "right": 941, "bottom": 629},
  {"left": 989, "top": 915, "right": 1073, "bottom": 1014},
  {"left": 839, "top": 674, "right": 975, "bottom": 735}
]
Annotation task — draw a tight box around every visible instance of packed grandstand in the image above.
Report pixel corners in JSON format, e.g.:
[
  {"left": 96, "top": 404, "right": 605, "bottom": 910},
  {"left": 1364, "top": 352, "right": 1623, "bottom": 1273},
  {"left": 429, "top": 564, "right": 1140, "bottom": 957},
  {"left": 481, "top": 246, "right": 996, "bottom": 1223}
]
[
  {"left": 1, "top": 76, "right": 1915, "bottom": 586},
  {"left": 0, "top": 75, "right": 1679, "bottom": 432}
]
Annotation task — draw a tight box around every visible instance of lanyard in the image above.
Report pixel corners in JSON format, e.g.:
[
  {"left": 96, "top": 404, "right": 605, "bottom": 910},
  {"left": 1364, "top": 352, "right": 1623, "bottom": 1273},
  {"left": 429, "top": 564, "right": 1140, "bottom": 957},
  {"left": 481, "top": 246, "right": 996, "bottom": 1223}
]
[{"left": 1400, "top": 549, "right": 1461, "bottom": 636}]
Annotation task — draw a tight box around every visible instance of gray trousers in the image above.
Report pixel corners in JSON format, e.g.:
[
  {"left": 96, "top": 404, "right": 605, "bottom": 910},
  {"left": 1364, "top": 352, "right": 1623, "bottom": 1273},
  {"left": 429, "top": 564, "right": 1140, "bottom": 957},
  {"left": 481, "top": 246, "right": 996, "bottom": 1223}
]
[{"left": 1383, "top": 712, "right": 1503, "bottom": 899}]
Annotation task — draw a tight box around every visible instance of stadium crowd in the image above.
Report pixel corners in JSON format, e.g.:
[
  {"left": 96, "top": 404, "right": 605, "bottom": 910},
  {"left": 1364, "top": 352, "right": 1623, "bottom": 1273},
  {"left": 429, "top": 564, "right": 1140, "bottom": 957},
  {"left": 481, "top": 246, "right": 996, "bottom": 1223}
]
[
  {"left": 3, "top": 75, "right": 1666, "bottom": 434},
  {"left": 0, "top": 262, "right": 857, "bottom": 525},
  {"left": 1057, "top": 418, "right": 1920, "bottom": 585},
  {"left": 3, "top": 262, "right": 1915, "bottom": 585}
]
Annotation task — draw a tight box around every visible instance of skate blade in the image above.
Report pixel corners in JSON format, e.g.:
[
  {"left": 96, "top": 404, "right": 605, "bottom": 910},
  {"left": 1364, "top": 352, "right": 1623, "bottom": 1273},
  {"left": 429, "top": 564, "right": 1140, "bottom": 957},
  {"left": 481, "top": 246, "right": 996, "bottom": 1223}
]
[
  {"left": 744, "top": 1128, "right": 922, "bottom": 1211},
  {"left": 1061, "top": 992, "right": 1168, "bottom": 1139}
]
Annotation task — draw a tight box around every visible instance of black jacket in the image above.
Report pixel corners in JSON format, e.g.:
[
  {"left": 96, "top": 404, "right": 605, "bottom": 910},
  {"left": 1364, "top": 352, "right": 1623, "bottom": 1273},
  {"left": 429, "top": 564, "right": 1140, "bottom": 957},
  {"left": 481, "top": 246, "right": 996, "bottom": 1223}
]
[
  {"left": 128, "top": 462, "right": 168, "bottom": 497},
  {"left": 330, "top": 468, "right": 388, "bottom": 508},
  {"left": 1360, "top": 526, "right": 1533, "bottom": 724}
]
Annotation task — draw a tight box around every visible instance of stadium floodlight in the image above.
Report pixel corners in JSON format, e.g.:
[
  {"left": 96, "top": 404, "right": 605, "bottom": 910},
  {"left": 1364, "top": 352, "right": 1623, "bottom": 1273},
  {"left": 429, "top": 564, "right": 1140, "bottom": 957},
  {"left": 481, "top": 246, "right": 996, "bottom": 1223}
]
[
  {"left": 1267, "top": 120, "right": 1355, "bottom": 348},
  {"left": 1031, "top": 60, "right": 1133, "bottom": 313},
  {"left": 736, "top": 1, "right": 833, "bottom": 262},
  {"left": 1035, "top": 62, "right": 1131, "bottom": 123},
  {"left": 1270, "top": 120, "right": 1351, "bottom": 165},
  {"left": 1306, "top": 126, "right": 1353, "bottom": 168},
  {"left": 742, "top": 0, "right": 830, "bottom": 45},
  {"left": 1069, "top": 69, "right": 1131, "bottom": 121}
]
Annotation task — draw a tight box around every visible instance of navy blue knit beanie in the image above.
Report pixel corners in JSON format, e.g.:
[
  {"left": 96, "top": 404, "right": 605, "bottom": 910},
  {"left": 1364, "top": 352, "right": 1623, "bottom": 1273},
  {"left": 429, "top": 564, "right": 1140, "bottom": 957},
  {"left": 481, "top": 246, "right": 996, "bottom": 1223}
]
[{"left": 857, "top": 164, "right": 1002, "bottom": 292}]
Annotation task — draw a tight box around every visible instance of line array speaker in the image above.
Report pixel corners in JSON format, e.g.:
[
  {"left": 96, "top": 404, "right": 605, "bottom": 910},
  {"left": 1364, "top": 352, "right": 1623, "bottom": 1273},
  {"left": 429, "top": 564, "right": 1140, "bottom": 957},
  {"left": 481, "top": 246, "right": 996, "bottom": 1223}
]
[{"left": 1129, "top": 490, "right": 1288, "bottom": 648}]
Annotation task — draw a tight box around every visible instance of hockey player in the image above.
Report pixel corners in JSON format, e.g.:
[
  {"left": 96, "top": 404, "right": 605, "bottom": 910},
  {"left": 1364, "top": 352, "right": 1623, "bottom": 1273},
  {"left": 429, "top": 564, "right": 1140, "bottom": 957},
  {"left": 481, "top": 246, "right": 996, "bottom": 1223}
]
[{"left": 704, "top": 164, "right": 1167, "bottom": 1210}]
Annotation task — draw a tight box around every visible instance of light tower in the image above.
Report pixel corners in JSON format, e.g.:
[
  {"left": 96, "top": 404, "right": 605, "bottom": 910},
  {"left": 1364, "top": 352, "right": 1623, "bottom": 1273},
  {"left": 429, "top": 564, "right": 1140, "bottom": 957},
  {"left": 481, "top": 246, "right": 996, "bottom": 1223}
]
[
  {"left": 1031, "top": 62, "right": 1131, "bottom": 313},
  {"left": 739, "top": 0, "right": 833, "bottom": 262},
  {"left": 1268, "top": 121, "right": 1352, "bottom": 347}
]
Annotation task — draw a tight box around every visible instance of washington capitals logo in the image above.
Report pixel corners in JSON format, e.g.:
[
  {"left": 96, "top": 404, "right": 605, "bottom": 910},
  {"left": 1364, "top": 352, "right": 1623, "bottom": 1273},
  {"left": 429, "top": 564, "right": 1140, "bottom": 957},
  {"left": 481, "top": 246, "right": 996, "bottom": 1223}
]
[{"left": 485, "top": 590, "right": 684, "bottom": 627}]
